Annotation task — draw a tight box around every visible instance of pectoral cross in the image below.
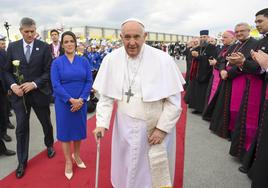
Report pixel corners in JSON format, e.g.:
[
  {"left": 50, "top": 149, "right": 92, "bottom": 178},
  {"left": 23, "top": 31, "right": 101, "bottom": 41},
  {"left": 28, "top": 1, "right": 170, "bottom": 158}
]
[{"left": 125, "top": 87, "right": 134, "bottom": 103}]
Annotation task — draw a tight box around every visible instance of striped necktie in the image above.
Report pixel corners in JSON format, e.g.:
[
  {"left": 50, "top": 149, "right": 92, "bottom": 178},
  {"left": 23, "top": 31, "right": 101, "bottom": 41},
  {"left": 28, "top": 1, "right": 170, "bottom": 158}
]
[{"left": 25, "top": 45, "right": 31, "bottom": 63}]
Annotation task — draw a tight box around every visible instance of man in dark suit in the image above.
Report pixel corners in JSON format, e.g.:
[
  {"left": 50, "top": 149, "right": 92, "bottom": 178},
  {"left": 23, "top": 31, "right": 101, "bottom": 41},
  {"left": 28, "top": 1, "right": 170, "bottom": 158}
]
[
  {"left": 48, "top": 29, "right": 64, "bottom": 104},
  {"left": 49, "top": 29, "right": 64, "bottom": 59},
  {"left": 4, "top": 17, "right": 55, "bottom": 179},
  {"left": 0, "top": 35, "right": 15, "bottom": 130},
  {"left": 0, "top": 35, "right": 13, "bottom": 142},
  {"left": 0, "top": 35, "right": 15, "bottom": 157}
]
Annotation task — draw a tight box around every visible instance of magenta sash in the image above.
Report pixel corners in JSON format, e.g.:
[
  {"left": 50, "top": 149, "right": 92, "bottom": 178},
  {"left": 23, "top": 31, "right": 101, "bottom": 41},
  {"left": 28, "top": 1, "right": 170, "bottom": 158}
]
[
  {"left": 266, "top": 83, "right": 268, "bottom": 100},
  {"left": 229, "top": 74, "right": 246, "bottom": 132},
  {"left": 244, "top": 75, "right": 263, "bottom": 150},
  {"left": 208, "top": 69, "right": 220, "bottom": 104}
]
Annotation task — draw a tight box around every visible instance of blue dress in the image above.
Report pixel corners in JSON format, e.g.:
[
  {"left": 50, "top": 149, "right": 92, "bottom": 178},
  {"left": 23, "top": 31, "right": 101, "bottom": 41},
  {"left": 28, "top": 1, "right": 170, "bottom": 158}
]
[{"left": 51, "top": 55, "right": 92, "bottom": 142}]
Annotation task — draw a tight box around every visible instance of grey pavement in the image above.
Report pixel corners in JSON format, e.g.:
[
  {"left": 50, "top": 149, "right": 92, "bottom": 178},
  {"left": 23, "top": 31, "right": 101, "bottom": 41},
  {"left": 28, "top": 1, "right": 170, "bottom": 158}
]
[
  {"left": 0, "top": 58, "right": 251, "bottom": 188},
  {"left": 183, "top": 112, "right": 251, "bottom": 188}
]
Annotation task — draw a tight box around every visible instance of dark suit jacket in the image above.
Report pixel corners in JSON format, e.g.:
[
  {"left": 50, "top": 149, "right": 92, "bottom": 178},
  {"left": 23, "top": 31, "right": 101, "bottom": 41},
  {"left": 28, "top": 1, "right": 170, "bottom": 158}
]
[
  {"left": 5, "top": 39, "right": 52, "bottom": 106},
  {"left": 49, "top": 43, "right": 64, "bottom": 59},
  {"left": 0, "top": 49, "right": 7, "bottom": 93},
  {"left": 242, "top": 36, "right": 268, "bottom": 74}
]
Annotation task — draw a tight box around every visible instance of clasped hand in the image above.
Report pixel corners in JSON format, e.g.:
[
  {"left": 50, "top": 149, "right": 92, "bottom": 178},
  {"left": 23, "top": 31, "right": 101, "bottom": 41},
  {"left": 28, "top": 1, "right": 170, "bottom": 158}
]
[
  {"left": 220, "top": 70, "right": 228, "bottom": 80},
  {"left": 208, "top": 58, "right": 217, "bottom": 66},
  {"left": 191, "top": 50, "right": 199, "bottom": 57},
  {"left": 251, "top": 50, "right": 268, "bottom": 70},
  {"left": 69, "top": 98, "right": 84, "bottom": 112},
  {"left": 12, "top": 82, "right": 36, "bottom": 97},
  {"left": 226, "top": 52, "right": 245, "bottom": 67}
]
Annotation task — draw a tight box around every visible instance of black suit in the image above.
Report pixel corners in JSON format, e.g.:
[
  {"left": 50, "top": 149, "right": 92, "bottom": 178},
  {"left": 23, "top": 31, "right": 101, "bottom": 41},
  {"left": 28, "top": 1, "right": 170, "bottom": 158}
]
[
  {"left": 0, "top": 49, "right": 9, "bottom": 138},
  {"left": 49, "top": 43, "right": 64, "bottom": 59},
  {"left": 48, "top": 43, "right": 64, "bottom": 103},
  {"left": 5, "top": 39, "right": 54, "bottom": 165}
]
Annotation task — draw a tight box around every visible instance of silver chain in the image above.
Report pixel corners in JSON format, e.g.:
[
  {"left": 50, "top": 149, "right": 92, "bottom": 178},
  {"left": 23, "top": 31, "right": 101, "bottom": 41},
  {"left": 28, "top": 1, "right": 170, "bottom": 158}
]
[{"left": 125, "top": 50, "right": 144, "bottom": 90}]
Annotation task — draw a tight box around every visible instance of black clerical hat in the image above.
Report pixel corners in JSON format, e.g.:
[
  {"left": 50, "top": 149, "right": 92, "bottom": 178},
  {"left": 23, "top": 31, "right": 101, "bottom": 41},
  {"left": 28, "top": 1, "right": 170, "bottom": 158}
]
[{"left": 200, "top": 30, "right": 209, "bottom": 36}]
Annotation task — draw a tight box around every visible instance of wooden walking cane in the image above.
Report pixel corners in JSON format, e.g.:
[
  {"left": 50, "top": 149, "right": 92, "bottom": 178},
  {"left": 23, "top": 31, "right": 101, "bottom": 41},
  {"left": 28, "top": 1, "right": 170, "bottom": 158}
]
[{"left": 95, "top": 132, "right": 102, "bottom": 188}]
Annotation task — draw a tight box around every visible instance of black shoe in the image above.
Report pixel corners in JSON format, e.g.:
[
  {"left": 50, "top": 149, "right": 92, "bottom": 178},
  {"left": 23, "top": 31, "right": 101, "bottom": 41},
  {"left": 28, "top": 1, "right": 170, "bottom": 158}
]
[
  {"left": 2, "top": 134, "right": 12, "bottom": 142},
  {"left": 7, "top": 122, "right": 15, "bottom": 129},
  {"left": 91, "top": 97, "right": 99, "bottom": 103},
  {"left": 2, "top": 149, "right": 16, "bottom": 156},
  {"left": 47, "top": 147, "right": 56, "bottom": 158},
  {"left": 192, "top": 110, "right": 201, "bottom": 114},
  {"left": 16, "top": 163, "right": 26, "bottom": 179},
  {"left": 238, "top": 166, "right": 248, "bottom": 174}
]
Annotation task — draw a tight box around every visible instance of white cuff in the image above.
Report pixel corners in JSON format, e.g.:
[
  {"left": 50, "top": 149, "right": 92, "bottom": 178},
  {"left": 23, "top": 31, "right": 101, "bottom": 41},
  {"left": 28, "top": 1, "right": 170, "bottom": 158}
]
[
  {"left": 260, "top": 68, "right": 268, "bottom": 73},
  {"left": 10, "top": 83, "right": 17, "bottom": 90},
  {"left": 32, "top": 82, "right": 37, "bottom": 88}
]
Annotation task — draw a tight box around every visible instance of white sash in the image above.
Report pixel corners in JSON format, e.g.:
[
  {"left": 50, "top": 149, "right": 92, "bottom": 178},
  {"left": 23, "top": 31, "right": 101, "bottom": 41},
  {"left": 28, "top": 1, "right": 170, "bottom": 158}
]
[{"left": 118, "top": 95, "right": 172, "bottom": 188}]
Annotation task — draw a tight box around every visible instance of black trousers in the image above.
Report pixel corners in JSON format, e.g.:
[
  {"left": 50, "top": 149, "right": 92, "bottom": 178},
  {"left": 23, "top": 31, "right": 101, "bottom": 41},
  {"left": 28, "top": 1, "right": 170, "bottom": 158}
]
[
  {"left": 0, "top": 85, "right": 8, "bottom": 137},
  {"left": 11, "top": 94, "right": 54, "bottom": 165}
]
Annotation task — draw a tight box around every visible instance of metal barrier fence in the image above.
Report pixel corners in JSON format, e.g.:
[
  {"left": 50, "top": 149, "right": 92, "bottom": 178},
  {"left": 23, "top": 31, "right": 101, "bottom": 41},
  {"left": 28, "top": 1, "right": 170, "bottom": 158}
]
[{"left": 42, "top": 25, "right": 194, "bottom": 43}]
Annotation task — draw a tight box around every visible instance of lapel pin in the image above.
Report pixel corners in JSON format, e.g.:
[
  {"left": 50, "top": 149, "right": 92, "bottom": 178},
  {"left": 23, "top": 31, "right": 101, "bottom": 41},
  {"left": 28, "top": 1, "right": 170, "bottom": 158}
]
[{"left": 36, "top": 47, "right": 39, "bottom": 51}]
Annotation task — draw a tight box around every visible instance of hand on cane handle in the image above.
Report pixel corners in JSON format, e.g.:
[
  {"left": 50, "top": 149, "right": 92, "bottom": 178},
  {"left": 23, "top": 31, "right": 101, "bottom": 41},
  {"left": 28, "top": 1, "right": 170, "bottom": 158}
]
[{"left": 93, "top": 127, "right": 105, "bottom": 143}]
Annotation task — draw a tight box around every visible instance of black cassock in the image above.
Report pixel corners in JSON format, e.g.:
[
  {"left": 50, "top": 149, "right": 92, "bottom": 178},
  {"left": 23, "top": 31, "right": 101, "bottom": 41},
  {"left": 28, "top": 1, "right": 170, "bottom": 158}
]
[
  {"left": 185, "top": 43, "right": 217, "bottom": 113},
  {"left": 235, "top": 36, "right": 268, "bottom": 177},
  {"left": 209, "top": 37, "right": 258, "bottom": 140},
  {"left": 202, "top": 45, "right": 231, "bottom": 121},
  {"left": 232, "top": 36, "right": 268, "bottom": 186},
  {"left": 251, "top": 72, "right": 268, "bottom": 188},
  {"left": 229, "top": 38, "right": 261, "bottom": 160},
  {"left": 184, "top": 47, "right": 193, "bottom": 88}
]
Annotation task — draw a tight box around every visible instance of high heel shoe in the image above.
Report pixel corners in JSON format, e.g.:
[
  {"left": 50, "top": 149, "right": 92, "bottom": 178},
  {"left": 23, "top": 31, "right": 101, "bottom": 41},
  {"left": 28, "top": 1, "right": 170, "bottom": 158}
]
[
  {"left": 65, "top": 162, "right": 73, "bottom": 180},
  {"left": 65, "top": 171, "right": 73, "bottom": 180},
  {"left": 72, "top": 153, "right": 86, "bottom": 168}
]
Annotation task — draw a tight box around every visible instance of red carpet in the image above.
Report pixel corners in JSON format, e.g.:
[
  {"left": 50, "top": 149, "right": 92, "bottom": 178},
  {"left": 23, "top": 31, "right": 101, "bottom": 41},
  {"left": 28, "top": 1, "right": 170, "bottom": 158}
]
[{"left": 0, "top": 99, "right": 187, "bottom": 188}]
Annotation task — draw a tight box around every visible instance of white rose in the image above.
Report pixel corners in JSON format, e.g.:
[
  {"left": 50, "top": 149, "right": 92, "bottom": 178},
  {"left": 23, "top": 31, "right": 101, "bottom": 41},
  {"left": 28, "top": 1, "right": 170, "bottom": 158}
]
[{"left": 12, "top": 60, "right": 20, "bottom": 66}]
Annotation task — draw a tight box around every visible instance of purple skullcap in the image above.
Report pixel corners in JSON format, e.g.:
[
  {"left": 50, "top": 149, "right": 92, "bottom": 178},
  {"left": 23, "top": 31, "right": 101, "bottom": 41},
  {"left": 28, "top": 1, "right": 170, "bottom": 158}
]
[{"left": 226, "top": 30, "right": 235, "bottom": 36}]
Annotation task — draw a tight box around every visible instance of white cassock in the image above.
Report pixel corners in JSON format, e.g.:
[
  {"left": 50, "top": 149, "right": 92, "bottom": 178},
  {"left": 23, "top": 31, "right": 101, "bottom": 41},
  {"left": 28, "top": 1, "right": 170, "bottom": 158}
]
[{"left": 93, "top": 44, "right": 185, "bottom": 188}]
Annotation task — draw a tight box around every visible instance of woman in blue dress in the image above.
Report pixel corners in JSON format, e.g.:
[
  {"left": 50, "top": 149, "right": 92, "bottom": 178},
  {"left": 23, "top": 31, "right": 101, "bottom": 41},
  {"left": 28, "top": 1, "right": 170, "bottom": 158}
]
[{"left": 51, "top": 31, "right": 92, "bottom": 180}]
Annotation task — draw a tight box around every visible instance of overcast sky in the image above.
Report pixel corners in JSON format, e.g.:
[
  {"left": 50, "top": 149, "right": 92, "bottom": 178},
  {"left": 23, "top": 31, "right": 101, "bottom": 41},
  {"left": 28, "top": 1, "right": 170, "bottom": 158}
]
[{"left": 0, "top": 0, "right": 266, "bottom": 40}]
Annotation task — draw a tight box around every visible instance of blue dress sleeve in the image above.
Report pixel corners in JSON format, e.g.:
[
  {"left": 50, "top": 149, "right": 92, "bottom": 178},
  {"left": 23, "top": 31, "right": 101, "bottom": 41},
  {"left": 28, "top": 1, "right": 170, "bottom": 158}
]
[
  {"left": 51, "top": 58, "right": 72, "bottom": 103},
  {"left": 79, "top": 57, "right": 93, "bottom": 101}
]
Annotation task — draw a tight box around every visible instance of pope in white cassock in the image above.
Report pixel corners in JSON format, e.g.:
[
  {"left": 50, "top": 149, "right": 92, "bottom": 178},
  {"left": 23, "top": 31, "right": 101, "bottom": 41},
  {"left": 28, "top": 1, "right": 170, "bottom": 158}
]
[{"left": 93, "top": 18, "right": 185, "bottom": 188}]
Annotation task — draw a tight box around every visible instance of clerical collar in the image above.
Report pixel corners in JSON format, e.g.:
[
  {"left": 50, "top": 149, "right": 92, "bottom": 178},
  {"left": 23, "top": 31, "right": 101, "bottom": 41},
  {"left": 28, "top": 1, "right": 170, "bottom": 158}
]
[
  {"left": 232, "top": 37, "right": 250, "bottom": 53},
  {"left": 237, "top": 36, "right": 250, "bottom": 44},
  {"left": 126, "top": 44, "right": 145, "bottom": 61}
]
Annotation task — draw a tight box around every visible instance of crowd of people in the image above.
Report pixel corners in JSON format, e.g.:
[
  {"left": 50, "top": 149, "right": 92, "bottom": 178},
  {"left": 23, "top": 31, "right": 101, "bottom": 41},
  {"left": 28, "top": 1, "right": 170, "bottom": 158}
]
[
  {"left": 184, "top": 8, "right": 268, "bottom": 188},
  {"left": 148, "top": 41, "right": 187, "bottom": 60},
  {"left": 0, "top": 34, "right": 16, "bottom": 157}
]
